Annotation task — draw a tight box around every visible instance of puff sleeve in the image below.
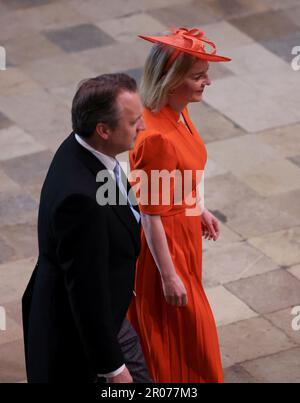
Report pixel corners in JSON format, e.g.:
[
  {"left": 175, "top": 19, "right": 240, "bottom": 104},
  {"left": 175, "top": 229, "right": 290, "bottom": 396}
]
[{"left": 129, "top": 134, "right": 179, "bottom": 216}]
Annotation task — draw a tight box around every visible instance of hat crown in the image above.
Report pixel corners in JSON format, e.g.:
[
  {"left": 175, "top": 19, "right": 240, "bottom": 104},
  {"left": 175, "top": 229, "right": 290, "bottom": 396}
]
[{"left": 170, "top": 27, "right": 216, "bottom": 55}]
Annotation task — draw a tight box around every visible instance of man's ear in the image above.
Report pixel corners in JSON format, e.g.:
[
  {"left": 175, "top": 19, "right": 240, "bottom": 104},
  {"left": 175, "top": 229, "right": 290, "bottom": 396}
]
[{"left": 95, "top": 122, "right": 111, "bottom": 140}]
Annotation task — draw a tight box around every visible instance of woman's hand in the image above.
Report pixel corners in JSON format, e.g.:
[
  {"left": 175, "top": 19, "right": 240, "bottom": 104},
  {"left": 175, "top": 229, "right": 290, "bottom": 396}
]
[
  {"left": 161, "top": 274, "right": 188, "bottom": 307},
  {"left": 201, "top": 208, "right": 220, "bottom": 241}
]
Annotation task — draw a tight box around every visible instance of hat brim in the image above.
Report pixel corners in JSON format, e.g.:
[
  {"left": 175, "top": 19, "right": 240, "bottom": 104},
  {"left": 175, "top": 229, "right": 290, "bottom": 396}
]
[{"left": 139, "top": 35, "right": 231, "bottom": 62}]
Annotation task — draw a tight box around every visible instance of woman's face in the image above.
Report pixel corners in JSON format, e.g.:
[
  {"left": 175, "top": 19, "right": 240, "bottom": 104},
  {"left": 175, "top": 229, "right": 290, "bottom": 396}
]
[{"left": 171, "top": 59, "right": 211, "bottom": 104}]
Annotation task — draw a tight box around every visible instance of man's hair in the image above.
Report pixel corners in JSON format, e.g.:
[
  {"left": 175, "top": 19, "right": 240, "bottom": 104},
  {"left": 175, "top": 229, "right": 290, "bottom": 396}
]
[{"left": 72, "top": 73, "right": 137, "bottom": 138}]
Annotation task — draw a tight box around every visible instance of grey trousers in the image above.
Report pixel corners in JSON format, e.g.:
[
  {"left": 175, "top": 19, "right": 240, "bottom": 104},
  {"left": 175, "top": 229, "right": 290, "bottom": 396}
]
[{"left": 99, "top": 319, "right": 152, "bottom": 383}]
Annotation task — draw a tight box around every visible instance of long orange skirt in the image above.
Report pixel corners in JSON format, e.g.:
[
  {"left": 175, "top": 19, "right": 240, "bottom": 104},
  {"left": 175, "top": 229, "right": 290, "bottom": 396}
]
[{"left": 127, "top": 211, "right": 224, "bottom": 383}]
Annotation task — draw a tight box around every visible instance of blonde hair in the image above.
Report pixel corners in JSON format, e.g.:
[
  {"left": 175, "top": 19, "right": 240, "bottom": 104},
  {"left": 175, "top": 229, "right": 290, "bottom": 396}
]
[{"left": 140, "top": 44, "right": 197, "bottom": 112}]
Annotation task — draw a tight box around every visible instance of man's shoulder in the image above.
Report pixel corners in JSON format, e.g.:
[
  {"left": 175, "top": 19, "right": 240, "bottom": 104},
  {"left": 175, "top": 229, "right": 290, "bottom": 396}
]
[
  {"left": 40, "top": 134, "right": 99, "bottom": 210},
  {"left": 51, "top": 133, "right": 79, "bottom": 167},
  {"left": 47, "top": 134, "right": 96, "bottom": 184}
]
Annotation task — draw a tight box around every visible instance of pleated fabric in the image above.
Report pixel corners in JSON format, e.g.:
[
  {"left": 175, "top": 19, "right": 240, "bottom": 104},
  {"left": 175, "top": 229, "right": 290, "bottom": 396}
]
[{"left": 127, "top": 105, "right": 223, "bottom": 383}]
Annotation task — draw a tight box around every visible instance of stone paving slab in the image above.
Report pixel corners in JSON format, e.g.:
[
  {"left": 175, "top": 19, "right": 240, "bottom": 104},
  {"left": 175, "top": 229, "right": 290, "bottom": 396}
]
[
  {"left": 0, "top": 126, "right": 45, "bottom": 161},
  {"left": 225, "top": 269, "right": 300, "bottom": 314},
  {"left": 0, "top": 340, "right": 26, "bottom": 383},
  {"left": 5, "top": 32, "right": 64, "bottom": 65},
  {"left": 265, "top": 307, "right": 300, "bottom": 345},
  {"left": 262, "top": 31, "right": 300, "bottom": 63},
  {"left": 44, "top": 23, "right": 116, "bottom": 53},
  {"left": 218, "top": 317, "right": 296, "bottom": 365},
  {"left": 97, "top": 13, "right": 167, "bottom": 43},
  {"left": 0, "top": 257, "right": 36, "bottom": 305},
  {"left": 229, "top": 9, "right": 300, "bottom": 42},
  {"left": 0, "top": 150, "right": 53, "bottom": 187},
  {"left": 224, "top": 42, "right": 287, "bottom": 75},
  {"left": 240, "top": 159, "right": 300, "bottom": 197},
  {"left": 248, "top": 227, "right": 300, "bottom": 267},
  {"left": 254, "top": 123, "right": 300, "bottom": 158},
  {"left": 215, "top": 193, "right": 300, "bottom": 239},
  {"left": 224, "top": 365, "right": 258, "bottom": 383},
  {"left": 0, "top": 222, "right": 38, "bottom": 260},
  {"left": 203, "top": 241, "right": 280, "bottom": 287},
  {"left": 0, "top": 236, "right": 15, "bottom": 264},
  {"left": 206, "top": 134, "right": 282, "bottom": 176},
  {"left": 78, "top": 40, "right": 150, "bottom": 74},
  {"left": 241, "top": 347, "right": 300, "bottom": 383},
  {"left": 288, "top": 264, "right": 300, "bottom": 281},
  {"left": 0, "top": 111, "right": 13, "bottom": 130},
  {"left": 202, "top": 223, "right": 243, "bottom": 250},
  {"left": 188, "top": 102, "right": 246, "bottom": 144},
  {"left": 204, "top": 69, "right": 300, "bottom": 132},
  {"left": 205, "top": 285, "right": 258, "bottom": 327},
  {"left": 0, "top": 171, "right": 20, "bottom": 193},
  {"left": 0, "top": 191, "right": 38, "bottom": 227},
  {"left": 283, "top": 4, "right": 300, "bottom": 27},
  {"left": 0, "top": 67, "right": 42, "bottom": 97},
  {"left": 22, "top": 53, "right": 95, "bottom": 90}
]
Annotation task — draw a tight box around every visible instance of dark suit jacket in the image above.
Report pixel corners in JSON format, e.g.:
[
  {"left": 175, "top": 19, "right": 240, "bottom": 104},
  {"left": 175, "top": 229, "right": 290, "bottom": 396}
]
[{"left": 22, "top": 133, "right": 141, "bottom": 383}]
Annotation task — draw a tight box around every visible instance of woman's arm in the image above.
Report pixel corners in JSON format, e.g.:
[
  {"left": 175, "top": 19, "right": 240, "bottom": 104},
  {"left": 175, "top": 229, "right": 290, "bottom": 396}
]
[{"left": 141, "top": 213, "right": 188, "bottom": 307}]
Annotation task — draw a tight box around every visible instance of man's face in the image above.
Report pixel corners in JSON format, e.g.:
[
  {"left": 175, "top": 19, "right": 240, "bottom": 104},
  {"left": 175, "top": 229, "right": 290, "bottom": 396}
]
[{"left": 109, "top": 91, "right": 145, "bottom": 155}]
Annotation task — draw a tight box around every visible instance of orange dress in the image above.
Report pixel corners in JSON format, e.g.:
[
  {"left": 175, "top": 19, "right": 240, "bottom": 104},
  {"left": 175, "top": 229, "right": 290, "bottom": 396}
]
[{"left": 127, "top": 105, "right": 223, "bottom": 383}]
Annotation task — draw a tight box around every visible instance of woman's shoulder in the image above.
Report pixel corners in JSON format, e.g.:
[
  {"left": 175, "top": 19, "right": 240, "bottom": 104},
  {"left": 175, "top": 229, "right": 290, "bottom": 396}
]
[
  {"left": 137, "top": 108, "right": 174, "bottom": 144},
  {"left": 134, "top": 129, "right": 171, "bottom": 153},
  {"left": 130, "top": 129, "right": 177, "bottom": 173}
]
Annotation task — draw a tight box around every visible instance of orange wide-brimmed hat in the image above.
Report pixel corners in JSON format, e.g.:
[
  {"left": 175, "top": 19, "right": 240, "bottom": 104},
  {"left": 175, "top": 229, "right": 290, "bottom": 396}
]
[{"left": 139, "top": 27, "right": 231, "bottom": 71}]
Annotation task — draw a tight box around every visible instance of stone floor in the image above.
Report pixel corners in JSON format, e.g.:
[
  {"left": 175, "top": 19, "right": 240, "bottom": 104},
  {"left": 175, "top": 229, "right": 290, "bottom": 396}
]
[{"left": 0, "top": 0, "right": 300, "bottom": 383}]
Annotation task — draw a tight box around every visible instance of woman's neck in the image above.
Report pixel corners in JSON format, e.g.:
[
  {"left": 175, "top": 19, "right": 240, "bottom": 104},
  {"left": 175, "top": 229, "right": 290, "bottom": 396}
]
[{"left": 168, "top": 98, "right": 187, "bottom": 115}]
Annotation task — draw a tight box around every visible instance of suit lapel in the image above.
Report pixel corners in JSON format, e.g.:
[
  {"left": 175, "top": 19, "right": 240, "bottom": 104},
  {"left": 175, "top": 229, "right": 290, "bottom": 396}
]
[{"left": 71, "top": 133, "right": 140, "bottom": 249}]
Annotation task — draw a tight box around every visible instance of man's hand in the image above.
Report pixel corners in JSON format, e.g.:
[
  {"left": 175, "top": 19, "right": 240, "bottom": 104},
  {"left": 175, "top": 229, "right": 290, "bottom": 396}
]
[{"left": 107, "top": 366, "right": 133, "bottom": 383}]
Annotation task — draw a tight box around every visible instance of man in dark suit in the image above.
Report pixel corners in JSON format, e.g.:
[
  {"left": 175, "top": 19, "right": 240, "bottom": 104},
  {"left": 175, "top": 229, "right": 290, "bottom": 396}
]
[{"left": 22, "top": 74, "right": 151, "bottom": 383}]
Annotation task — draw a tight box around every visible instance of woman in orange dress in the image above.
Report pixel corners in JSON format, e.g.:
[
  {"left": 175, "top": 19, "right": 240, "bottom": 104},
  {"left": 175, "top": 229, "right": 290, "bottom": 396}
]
[{"left": 127, "top": 28, "right": 231, "bottom": 383}]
